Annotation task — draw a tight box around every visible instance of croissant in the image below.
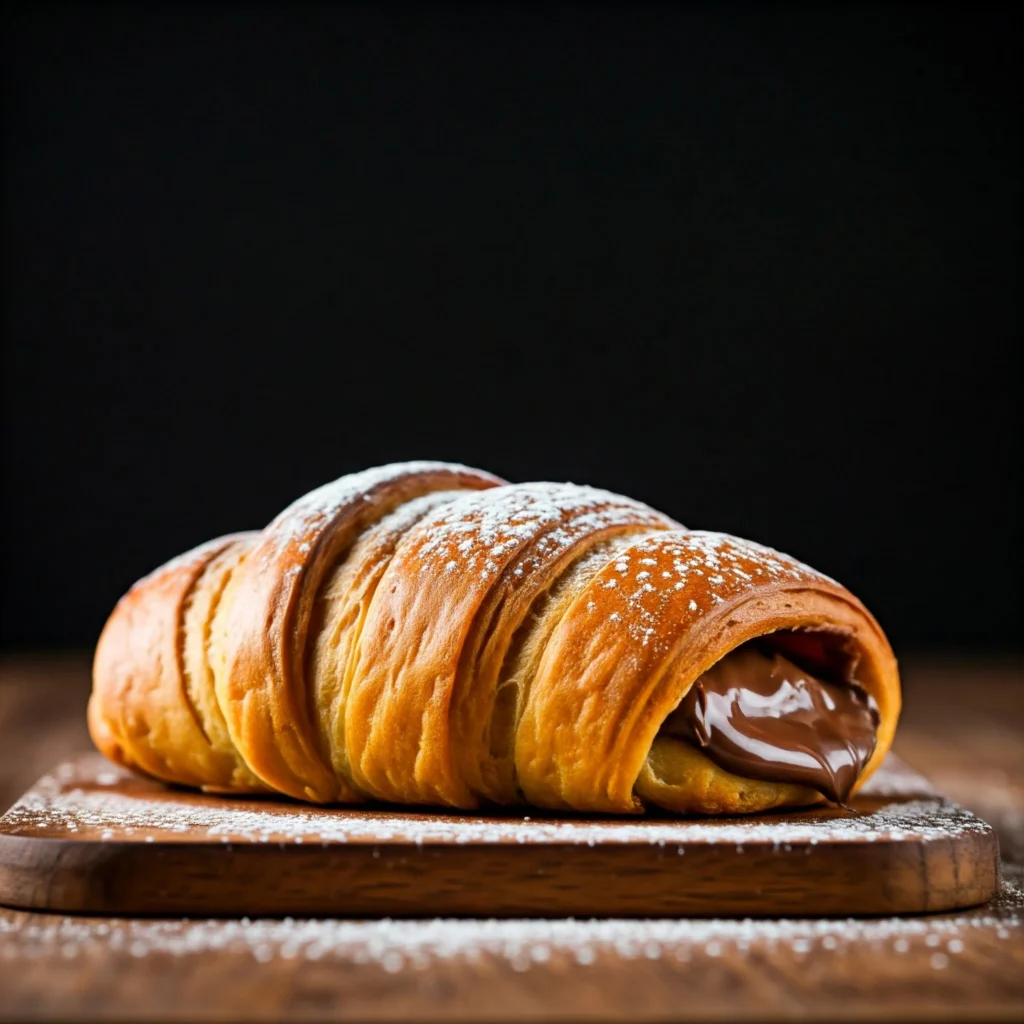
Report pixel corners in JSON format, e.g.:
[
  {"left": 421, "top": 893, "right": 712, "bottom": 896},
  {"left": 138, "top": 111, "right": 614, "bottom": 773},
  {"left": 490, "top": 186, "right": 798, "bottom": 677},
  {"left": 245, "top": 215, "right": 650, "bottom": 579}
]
[{"left": 89, "top": 460, "right": 900, "bottom": 815}]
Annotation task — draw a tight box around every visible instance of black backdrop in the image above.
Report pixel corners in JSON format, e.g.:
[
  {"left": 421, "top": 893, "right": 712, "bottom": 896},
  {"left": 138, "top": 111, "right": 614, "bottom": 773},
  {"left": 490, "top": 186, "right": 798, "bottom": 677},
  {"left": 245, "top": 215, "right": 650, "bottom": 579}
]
[{"left": 2, "top": 4, "right": 1020, "bottom": 652}]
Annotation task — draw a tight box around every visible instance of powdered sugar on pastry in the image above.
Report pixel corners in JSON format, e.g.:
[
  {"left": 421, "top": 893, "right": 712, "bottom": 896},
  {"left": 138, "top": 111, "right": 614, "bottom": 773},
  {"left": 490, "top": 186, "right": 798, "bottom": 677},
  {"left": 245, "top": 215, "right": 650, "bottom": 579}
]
[
  {"left": 584, "top": 531, "right": 838, "bottom": 655},
  {"left": 412, "top": 483, "right": 677, "bottom": 580},
  {"left": 264, "top": 461, "right": 503, "bottom": 560}
]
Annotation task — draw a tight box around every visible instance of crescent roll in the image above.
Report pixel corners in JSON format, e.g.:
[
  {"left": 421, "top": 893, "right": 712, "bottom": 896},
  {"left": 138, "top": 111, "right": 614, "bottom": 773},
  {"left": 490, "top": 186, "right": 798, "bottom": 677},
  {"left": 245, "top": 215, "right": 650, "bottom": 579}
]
[{"left": 89, "top": 460, "right": 900, "bottom": 815}]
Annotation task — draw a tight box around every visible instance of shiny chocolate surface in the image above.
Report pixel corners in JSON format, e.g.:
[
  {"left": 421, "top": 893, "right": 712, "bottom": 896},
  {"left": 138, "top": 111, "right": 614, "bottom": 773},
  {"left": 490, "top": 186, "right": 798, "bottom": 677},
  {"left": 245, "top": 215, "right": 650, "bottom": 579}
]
[{"left": 663, "top": 644, "right": 879, "bottom": 804}]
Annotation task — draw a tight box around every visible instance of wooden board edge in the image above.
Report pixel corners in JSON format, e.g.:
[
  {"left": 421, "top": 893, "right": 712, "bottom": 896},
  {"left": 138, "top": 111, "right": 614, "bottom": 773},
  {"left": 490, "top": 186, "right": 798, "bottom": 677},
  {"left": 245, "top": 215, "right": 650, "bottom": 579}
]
[{"left": 0, "top": 827, "right": 1001, "bottom": 919}]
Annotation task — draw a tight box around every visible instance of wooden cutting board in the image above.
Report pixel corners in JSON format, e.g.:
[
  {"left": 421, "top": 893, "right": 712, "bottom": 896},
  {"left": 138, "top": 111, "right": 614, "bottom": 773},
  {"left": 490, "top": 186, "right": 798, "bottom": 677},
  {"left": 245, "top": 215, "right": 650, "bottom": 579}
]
[{"left": 0, "top": 754, "right": 999, "bottom": 918}]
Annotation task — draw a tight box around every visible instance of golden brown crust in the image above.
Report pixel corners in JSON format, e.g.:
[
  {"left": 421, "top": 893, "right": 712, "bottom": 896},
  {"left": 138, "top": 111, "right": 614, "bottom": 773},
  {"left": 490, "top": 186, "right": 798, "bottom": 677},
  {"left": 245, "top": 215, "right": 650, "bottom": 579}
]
[
  {"left": 181, "top": 535, "right": 266, "bottom": 792},
  {"left": 216, "top": 462, "right": 504, "bottom": 802},
  {"left": 345, "top": 484, "right": 678, "bottom": 807},
  {"left": 515, "top": 530, "right": 900, "bottom": 813},
  {"left": 308, "top": 490, "right": 470, "bottom": 795},
  {"left": 89, "top": 533, "right": 266, "bottom": 792},
  {"left": 90, "top": 464, "right": 901, "bottom": 816}
]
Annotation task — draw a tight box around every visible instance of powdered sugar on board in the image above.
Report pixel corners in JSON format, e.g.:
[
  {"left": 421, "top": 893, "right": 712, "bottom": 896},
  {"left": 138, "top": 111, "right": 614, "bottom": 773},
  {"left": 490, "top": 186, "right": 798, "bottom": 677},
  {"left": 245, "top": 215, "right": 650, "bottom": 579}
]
[
  {"left": 2, "top": 866, "right": 1020, "bottom": 968},
  {"left": 1, "top": 755, "right": 983, "bottom": 850}
]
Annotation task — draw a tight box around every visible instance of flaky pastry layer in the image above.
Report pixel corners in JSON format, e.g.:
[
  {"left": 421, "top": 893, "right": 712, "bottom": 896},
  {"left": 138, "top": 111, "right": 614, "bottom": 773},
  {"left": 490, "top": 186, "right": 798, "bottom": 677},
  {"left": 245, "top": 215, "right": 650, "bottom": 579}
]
[{"left": 89, "top": 461, "right": 900, "bottom": 815}]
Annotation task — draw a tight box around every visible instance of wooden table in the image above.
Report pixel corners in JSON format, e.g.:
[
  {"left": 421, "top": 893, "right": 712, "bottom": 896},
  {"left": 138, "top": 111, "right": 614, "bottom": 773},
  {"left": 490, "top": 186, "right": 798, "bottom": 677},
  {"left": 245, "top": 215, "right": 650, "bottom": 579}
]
[{"left": 1, "top": 653, "right": 1022, "bottom": 1022}]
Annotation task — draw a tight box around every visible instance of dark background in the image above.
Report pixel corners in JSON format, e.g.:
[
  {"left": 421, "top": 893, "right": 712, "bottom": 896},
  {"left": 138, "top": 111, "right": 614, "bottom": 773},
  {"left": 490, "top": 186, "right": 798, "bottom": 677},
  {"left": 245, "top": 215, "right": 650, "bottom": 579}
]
[{"left": 2, "top": 3, "right": 1019, "bottom": 653}]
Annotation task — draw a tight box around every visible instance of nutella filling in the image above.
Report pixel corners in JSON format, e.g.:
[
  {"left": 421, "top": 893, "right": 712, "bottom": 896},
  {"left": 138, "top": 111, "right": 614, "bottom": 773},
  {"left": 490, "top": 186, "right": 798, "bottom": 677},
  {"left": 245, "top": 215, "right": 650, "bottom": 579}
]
[{"left": 661, "top": 642, "right": 880, "bottom": 804}]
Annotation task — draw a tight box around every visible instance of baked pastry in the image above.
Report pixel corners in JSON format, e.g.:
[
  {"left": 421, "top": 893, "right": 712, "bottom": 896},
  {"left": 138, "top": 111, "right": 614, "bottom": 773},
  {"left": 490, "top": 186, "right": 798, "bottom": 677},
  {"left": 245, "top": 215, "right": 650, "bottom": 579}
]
[{"left": 89, "top": 460, "right": 900, "bottom": 815}]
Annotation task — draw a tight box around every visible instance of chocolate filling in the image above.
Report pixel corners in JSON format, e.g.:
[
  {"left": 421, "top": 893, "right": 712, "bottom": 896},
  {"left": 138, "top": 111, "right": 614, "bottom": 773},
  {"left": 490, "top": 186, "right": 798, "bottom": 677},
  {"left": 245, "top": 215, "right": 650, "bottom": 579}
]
[{"left": 661, "top": 639, "right": 880, "bottom": 805}]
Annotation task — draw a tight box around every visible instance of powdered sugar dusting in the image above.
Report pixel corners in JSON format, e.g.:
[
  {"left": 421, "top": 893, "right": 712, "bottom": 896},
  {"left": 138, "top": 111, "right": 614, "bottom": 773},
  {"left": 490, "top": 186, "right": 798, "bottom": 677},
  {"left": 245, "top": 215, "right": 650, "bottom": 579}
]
[
  {"left": 265, "top": 461, "right": 501, "bottom": 553},
  {"left": 129, "top": 533, "right": 251, "bottom": 591},
  {"left": 578, "top": 530, "right": 840, "bottom": 657},
  {"left": 409, "top": 483, "right": 677, "bottom": 586},
  {"left": 1, "top": 758, "right": 984, "bottom": 849},
  {"left": 2, "top": 870, "right": 1019, "bottom": 967}
]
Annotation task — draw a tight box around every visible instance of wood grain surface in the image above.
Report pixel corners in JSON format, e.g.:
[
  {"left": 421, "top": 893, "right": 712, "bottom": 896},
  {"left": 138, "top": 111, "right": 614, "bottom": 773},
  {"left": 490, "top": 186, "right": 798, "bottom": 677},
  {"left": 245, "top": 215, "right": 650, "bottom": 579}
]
[
  {"left": 2, "top": 871, "right": 1022, "bottom": 1023},
  {"left": 0, "top": 754, "right": 1000, "bottom": 918},
  {"left": 1, "top": 654, "right": 1022, "bottom": 1022}
]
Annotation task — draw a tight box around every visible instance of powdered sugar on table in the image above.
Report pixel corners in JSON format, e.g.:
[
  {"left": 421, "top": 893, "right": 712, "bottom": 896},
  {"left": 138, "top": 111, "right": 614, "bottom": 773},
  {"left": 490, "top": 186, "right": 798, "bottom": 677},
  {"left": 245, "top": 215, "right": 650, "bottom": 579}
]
[{"left": 2, "top": 868, "right": 1020, "bottom": 969}]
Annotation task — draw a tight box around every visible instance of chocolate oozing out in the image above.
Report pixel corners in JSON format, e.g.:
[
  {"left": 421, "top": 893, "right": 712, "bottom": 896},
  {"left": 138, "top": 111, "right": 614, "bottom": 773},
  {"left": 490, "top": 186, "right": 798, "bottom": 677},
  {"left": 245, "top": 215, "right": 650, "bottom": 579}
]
[{"left": 661, "top": 642, "right": 880, "bottom": 804}]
